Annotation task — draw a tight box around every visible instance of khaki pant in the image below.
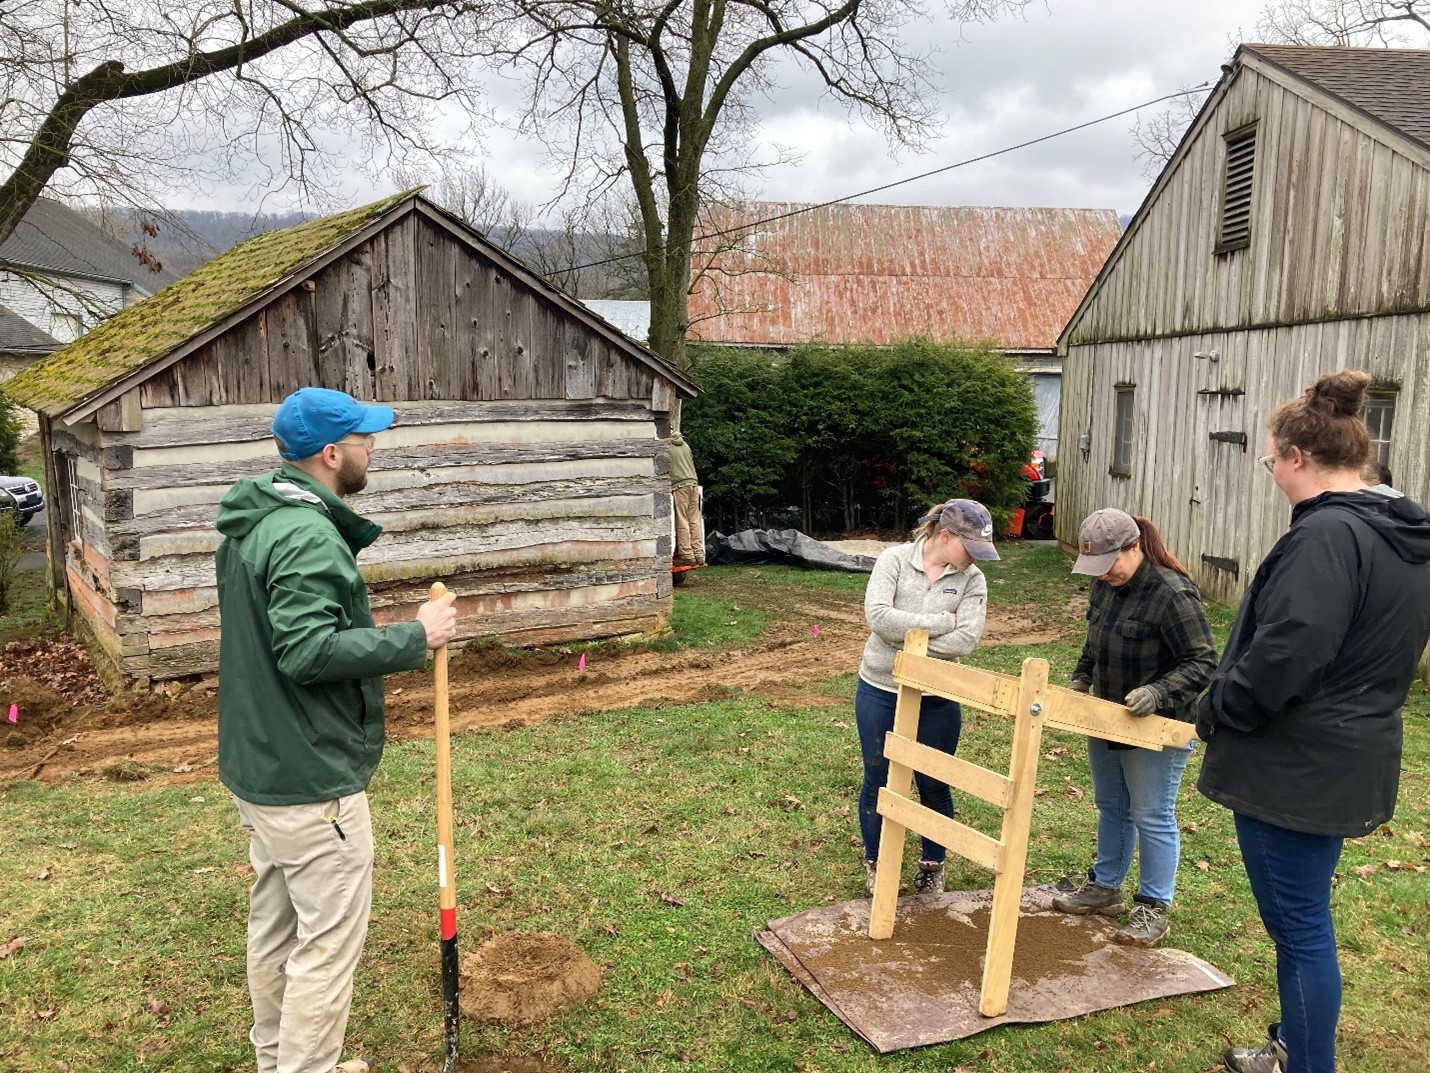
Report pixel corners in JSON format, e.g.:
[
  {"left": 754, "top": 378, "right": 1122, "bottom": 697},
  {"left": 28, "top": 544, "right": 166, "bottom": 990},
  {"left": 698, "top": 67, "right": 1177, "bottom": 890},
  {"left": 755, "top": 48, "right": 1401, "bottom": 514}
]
[
  {"left": 673, "top": 484, "right": 705, "bottom": 563},
  {"left": 235, "top": 792, "right": 374, "bottom": 1073}
]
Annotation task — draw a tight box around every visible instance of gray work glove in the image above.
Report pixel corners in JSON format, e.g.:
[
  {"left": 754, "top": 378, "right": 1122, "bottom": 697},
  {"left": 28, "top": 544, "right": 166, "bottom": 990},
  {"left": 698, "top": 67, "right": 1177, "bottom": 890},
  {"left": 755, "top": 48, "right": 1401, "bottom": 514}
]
[
  {"left": 1068, "top": 678, "right": 1091, "bottom": 694},
  {"left": 1124, "top": 686, "right": 1160, "bottom": 717}
]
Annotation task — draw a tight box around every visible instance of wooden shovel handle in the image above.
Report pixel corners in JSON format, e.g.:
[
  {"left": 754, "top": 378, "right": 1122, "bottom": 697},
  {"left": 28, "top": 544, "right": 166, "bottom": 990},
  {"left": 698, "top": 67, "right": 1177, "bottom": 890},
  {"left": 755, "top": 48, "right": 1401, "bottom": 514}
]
[{"left": 430, "top": 582, "right": 455, "bottom": 916}]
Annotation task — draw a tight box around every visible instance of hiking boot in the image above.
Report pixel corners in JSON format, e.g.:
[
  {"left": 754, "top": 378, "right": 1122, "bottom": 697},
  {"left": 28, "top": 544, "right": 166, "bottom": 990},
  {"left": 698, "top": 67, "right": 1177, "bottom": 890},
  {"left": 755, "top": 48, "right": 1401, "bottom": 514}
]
[
  {"left": 1051, "top": 880, "right": 1124, "bottom": 916},
  {"left": 1224, "top": 1024, "right": 1287, "bottom": 1073},
  {"left": 1115, "top": 898, "right": 1169, "bottom": 946},
  {"left": 914, "top": 860, "right": 946, "bottom": 895},
  {"left": 864, "top": 859, "right": 878, "bottom": 896},
  {"left": 336, "top": 1059, "right": 374, "bottom": 1073}
]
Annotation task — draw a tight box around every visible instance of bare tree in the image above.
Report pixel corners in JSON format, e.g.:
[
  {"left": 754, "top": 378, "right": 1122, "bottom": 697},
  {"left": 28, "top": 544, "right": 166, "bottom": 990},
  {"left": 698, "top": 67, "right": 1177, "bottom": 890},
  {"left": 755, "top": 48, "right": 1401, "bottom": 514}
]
[
  {"left": 1255, "top": 0, "right": 1430, "bottom": 44},
  {"left": 487, "top": 0, "right": 1032, "bottom": 369},
  {"left": 1130, "top": 1, "right": 1430, "bottom": 175},
  {"left": 0, "top": 0, "right": 493, "bottom": 248},
  {"left": 1131, "top": 86, "right": 1210, "bottom": 180}
]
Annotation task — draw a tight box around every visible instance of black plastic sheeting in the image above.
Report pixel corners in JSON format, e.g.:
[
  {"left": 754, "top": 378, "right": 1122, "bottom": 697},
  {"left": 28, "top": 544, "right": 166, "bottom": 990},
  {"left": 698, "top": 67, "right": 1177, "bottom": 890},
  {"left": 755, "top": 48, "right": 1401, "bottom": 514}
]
[{"left": 707, "top": 529, "right": 877, "bottom": 573}]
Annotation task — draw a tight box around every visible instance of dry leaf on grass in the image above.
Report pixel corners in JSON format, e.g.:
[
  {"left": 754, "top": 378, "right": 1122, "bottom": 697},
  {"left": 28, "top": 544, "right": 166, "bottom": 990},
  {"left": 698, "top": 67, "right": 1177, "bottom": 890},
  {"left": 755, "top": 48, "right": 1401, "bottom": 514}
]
[{"left": 1, "top": 936, "right": 29, "bottom": 959}]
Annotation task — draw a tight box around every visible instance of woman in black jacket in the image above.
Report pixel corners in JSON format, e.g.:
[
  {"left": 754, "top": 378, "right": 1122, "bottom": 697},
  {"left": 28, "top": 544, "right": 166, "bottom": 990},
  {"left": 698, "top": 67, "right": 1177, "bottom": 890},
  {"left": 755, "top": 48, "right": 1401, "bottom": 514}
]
[{"left": 1196, "top": 371, "right": 1430, "bottom": 1073}]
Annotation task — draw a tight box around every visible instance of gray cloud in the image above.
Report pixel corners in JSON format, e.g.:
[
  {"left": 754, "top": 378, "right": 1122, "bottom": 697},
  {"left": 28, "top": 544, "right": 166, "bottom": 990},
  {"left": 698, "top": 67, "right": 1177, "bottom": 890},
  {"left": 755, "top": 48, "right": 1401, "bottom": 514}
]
[{"left": 171, "top": 0, "right": 1250, "bottom": 219}]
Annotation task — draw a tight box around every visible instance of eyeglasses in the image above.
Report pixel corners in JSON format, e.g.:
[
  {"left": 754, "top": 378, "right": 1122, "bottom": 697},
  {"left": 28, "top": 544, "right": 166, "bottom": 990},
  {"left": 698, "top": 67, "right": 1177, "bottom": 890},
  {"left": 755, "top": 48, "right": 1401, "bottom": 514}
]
[
  {"left": 1257, "top": 454, "right": 1276, "bottom": 474},
  {"left": 336, "top": 434, "right": 375, "bottom": 452}
]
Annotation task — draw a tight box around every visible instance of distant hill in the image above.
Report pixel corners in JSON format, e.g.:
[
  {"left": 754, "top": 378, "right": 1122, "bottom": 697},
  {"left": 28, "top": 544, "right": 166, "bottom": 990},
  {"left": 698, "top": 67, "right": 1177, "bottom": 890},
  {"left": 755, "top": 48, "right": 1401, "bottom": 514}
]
[{"left": 90, "top": 207, "right": 648, "bottom": 300}]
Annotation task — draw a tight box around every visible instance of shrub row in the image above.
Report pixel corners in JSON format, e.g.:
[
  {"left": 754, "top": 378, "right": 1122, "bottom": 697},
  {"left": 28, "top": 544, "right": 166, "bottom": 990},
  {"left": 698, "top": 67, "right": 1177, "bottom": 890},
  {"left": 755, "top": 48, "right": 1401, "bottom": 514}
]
[{"left": 682, "top": 340, "right": 1038, "bottom": 537}]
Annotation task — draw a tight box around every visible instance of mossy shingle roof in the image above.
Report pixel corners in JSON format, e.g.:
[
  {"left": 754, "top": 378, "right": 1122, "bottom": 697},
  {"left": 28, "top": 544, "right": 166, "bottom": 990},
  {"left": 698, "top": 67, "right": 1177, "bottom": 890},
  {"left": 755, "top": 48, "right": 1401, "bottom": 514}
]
[{"left": 6, "top": 190, "right": 415, "bottom": 417}]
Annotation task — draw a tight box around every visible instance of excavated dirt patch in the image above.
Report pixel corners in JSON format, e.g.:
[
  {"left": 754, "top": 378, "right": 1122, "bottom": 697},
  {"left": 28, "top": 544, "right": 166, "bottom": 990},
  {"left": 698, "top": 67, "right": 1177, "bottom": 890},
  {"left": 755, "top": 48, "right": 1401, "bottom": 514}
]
[
  {"left": 458, "top": 933, "right": 602, "bottom": 1026},
  {"left": 0, "top": 581, "right": 1080, "bottom": 786}
]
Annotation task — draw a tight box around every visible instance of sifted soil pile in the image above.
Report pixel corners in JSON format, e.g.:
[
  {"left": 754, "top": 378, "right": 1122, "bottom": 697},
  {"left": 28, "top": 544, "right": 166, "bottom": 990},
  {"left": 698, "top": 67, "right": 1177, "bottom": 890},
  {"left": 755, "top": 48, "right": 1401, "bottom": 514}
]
[{"left": 458, "top": 933, "right": 602, "bottom": 1026}]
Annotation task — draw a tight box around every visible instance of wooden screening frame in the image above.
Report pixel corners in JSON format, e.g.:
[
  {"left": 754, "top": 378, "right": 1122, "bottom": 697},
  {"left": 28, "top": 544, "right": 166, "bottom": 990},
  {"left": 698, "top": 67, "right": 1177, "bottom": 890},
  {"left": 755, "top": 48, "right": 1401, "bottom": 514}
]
[{"left": 867, "top": 630, "right": 1198, "bottom": 1017}]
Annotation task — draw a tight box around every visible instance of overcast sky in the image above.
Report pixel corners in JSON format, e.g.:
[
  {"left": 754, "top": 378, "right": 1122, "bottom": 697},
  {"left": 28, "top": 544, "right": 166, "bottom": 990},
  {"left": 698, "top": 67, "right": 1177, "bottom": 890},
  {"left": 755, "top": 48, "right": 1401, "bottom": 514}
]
[{"left": 186, "top": 0, "right": 1257, "bottom": 222}]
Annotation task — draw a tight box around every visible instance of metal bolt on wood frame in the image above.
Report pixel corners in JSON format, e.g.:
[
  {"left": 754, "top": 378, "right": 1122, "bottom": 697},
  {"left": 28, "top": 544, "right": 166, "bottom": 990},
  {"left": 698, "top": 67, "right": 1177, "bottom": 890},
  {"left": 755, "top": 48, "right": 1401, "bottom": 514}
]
[{"left": 867, "top": 629, "right": 1199, "bottom": 1018}]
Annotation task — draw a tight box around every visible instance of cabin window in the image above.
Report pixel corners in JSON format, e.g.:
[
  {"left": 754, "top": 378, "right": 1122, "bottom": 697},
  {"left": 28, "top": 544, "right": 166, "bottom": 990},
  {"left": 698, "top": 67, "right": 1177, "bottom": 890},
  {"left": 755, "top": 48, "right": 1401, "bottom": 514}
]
[
  {"left": 1111, "top": 386, "right": 1135, "bottom": 477},
  {"left": 1215, "top": 123, "right": 1257, "bottom": 253},
  {"left": 1363, "top": 392, "right": 1396, "bottom": 467},
  {"left": 66, "top": 456, "right": 83, "bottom": 548}
]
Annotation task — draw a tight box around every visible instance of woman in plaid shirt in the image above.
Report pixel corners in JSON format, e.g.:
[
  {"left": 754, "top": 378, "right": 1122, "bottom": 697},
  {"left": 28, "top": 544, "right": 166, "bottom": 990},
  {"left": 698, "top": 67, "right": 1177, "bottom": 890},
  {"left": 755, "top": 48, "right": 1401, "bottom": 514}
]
[{"left": 1051, "top": 508, "right": 1216, "bottom": 947}]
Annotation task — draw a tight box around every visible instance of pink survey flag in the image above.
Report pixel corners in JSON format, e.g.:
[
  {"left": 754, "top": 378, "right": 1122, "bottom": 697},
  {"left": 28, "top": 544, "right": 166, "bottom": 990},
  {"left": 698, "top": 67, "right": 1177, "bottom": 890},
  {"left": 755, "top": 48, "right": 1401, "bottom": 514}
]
[
  {"left": 811, "top": 625, "right": 821, "bottom": 638},
  {"left": 6, "top": 703, "right": 16, "bottom": 724},
  {"left": 578, "top": 654, "right": 587, "bottom": 672}
]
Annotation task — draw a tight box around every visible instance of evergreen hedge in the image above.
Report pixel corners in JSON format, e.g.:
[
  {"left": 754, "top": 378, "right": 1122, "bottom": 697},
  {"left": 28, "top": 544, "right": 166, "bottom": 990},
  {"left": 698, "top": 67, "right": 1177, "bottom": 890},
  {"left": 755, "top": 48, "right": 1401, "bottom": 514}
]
[{"left": 683, "top": 340, "right": 1038, "bottom": 537}]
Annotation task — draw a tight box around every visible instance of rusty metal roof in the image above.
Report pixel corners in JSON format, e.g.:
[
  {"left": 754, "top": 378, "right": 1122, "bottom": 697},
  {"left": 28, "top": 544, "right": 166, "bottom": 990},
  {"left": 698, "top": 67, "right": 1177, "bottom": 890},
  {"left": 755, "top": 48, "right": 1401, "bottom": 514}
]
[{"left": 687, "top": 202, "right": 1122, "bottom": 351}]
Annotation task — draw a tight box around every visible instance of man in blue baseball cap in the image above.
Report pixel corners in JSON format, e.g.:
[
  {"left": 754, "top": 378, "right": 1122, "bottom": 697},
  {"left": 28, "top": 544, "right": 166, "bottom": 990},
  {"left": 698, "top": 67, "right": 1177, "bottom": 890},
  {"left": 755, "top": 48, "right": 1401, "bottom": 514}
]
[{"left": 215, "top": 387, "right": 458, "bottom": 1073}]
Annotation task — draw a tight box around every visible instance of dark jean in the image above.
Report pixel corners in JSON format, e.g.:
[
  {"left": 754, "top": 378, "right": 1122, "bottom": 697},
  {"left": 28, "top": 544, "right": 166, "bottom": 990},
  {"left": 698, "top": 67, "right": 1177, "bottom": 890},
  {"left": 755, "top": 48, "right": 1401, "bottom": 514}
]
[
  {"left": 1235, "top": 812, "right": 1345, "bottom": 1073},
  {"left": 855, "top": 676, "right": 962, "bottom": 864}
]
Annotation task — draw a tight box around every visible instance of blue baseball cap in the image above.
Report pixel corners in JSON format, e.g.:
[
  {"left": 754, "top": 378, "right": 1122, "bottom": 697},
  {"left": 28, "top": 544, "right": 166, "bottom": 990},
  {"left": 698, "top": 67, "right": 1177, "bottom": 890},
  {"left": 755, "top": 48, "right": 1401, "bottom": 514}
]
[{"left": 271, "top": 388, "right": 394, "bottom": 462}]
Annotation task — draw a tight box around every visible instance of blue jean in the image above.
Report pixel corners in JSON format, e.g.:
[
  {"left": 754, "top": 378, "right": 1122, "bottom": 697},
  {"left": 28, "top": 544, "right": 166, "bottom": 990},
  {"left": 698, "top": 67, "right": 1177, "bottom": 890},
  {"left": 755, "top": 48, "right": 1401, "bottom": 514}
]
[
  {"left": 855, "top": 677, "right": 962, "bottom": 864},
  {"left": 1086, "top": 738, "right": 1192, "bottom": 905},
  {"left": 1235, "top": 813, "right": 1344, "bottom": 1073}
]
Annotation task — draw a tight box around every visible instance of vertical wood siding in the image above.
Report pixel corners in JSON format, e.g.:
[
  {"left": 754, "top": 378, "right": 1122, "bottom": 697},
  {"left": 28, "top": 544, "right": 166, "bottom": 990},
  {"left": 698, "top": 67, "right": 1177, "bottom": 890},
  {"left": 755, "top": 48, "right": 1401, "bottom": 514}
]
[{"left": 1067, "top": 68, "right": 1430, "bottom": 345}]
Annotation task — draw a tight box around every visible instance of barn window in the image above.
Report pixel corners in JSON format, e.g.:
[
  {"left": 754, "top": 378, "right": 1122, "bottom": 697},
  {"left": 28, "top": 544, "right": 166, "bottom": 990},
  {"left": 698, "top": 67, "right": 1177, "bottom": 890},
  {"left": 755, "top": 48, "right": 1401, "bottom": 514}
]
[
  {"left": 1363, "top": 392, "right": 1396, "bottom": 466},
  {"left": 1216, "top": 123, "right": 1257, "bottom": 253},
  {"left": 1111, "top": 386, "right": 1135, "bottom": 477}
]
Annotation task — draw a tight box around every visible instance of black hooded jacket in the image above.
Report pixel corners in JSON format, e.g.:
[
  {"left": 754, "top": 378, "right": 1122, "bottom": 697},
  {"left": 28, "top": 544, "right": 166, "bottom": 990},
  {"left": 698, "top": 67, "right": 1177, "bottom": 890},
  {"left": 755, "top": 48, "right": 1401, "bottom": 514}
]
[{"left": 1196, "top": 490, "right": 1430, "bottom": 838}]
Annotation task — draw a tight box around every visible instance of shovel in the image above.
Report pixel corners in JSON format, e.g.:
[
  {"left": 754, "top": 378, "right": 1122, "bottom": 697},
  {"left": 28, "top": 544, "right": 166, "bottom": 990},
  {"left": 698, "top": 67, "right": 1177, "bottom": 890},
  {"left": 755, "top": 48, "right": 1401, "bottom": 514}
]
[{"left": 430, "top": 582, "right": 459, "bottom": 1072}]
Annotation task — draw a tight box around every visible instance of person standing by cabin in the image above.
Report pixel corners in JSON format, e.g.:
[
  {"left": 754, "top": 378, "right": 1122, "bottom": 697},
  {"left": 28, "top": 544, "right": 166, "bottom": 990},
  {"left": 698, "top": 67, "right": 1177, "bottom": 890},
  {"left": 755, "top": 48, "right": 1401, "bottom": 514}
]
[
  {"left": 855, "top": 498, "right": 996, "bottom": 896},
  {"left": 1196, "top": 371, "right": 1430, "bottom": 1073},
  {"left": 215, "top": 387, "right": 458, "bottom": 1073},
  {"left": 669, "top": 431, "right": 705, "bottom": 566},
  {"left": 1053, "top": 509, "right": 1216, "bottom": 947}
]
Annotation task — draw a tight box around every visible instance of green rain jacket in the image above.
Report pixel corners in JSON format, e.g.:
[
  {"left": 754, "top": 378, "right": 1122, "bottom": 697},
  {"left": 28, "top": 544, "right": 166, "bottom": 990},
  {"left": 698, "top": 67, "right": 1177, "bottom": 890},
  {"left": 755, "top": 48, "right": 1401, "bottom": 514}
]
[{"left": 215, "top": 464, "right": 428, "bottom": 805}]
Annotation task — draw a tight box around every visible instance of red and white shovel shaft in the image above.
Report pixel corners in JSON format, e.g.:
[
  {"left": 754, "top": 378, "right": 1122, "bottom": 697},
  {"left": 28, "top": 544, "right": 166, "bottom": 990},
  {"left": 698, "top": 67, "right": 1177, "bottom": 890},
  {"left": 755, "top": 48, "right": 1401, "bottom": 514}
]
[{"left": 430, "top": 582, "right": 459, "bottom": 1071}]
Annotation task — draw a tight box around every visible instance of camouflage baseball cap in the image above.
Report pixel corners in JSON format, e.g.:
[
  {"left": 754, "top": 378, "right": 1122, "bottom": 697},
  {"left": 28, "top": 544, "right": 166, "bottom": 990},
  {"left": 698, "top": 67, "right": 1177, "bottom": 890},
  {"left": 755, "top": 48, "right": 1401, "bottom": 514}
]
[{"left": 919, "top": 498, "right": 1000, "bottom": 561}]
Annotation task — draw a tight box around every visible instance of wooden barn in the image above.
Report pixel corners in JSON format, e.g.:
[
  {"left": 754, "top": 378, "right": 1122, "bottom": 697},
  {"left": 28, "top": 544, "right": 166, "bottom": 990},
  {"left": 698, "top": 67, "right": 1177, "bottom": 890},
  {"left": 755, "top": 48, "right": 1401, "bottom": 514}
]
[
  {"left": 1057, "top": 44, "right": 1430, "bottom": 627},
  {"left": 5, "top": 191, "right": 698, "bottom": 684},
  {"left": 687, "top": 201, "right": 1123, "bottom": 459}
]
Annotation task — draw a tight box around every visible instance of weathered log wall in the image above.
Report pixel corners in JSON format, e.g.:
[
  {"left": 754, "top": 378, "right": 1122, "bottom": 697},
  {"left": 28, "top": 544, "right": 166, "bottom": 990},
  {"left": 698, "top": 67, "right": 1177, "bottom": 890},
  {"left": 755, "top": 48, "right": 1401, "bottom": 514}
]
[{"left": 80, "top": 400, "right": 674, "bottom": 680}]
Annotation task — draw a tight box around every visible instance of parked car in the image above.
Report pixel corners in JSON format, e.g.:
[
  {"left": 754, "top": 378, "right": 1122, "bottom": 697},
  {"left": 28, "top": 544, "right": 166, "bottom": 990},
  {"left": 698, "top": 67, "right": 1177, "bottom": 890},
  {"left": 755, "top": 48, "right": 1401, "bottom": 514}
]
[{"left": 0, "top": 474, "right": 44, "bottom": 527}]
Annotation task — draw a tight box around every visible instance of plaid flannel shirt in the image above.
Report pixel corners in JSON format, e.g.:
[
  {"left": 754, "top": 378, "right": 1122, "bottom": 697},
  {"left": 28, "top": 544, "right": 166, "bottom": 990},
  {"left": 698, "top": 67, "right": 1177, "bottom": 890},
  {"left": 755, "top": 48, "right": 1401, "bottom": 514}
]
[{"left": 1072, "top": 558, "right": 1217, "bottom": 723}]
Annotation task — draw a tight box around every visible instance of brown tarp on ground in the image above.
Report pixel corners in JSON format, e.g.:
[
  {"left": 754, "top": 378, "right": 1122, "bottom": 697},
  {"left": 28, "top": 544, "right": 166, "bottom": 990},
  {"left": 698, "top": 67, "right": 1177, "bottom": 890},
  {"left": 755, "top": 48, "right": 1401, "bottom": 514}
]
[{"left": 756, "top": 886, "right": 1234, "bottom": 1053}]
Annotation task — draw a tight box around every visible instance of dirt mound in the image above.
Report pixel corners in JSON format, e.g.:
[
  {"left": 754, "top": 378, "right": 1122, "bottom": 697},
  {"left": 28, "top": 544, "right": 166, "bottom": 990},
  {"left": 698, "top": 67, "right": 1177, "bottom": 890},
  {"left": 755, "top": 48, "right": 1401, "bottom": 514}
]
[
  {"left": 1, "top": 678, "right": 74, "bottom": 746},
  {"left": 458, "top": 933, "right": 602, "bottom": 1026}
]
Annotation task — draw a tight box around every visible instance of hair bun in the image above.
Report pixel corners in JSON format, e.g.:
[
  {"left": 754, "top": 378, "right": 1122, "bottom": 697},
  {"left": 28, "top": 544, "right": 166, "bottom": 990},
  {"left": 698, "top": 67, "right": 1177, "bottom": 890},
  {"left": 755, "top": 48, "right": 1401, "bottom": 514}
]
[{"left": 1305, "top": 370, "right": 1371, "bottom": 416}]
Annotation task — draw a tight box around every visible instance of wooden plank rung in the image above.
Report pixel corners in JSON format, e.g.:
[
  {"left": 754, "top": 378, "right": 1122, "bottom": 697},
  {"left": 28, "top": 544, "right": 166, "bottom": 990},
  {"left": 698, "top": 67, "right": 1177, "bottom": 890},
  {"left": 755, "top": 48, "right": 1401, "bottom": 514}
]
[
  {"left": 892, "top": 651, "right": 1019, "bottom": 715},
  {"left": 1043, "top": 684, "right": 1199, "bottom": 750},
  {"left": 876, "top": 789, "right": 1004, "bottom": 873},
  {"left": 883, "top": 733, "right": 1014, "bottom": 808}
]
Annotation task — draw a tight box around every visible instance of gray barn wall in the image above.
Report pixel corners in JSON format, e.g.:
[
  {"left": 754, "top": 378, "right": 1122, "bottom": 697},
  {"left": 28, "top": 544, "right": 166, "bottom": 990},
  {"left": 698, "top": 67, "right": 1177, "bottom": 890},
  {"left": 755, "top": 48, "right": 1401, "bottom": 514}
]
[{"left": 1058, "top": 57, "right": 1430, "bottom": 674}]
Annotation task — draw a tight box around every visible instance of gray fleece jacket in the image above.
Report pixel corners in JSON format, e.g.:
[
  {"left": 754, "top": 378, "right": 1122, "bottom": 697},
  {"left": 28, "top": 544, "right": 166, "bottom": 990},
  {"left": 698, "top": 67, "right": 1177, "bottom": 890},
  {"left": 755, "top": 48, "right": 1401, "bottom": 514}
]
[{"left": 858, "top": 538, "right": 989, "bottom": 691}]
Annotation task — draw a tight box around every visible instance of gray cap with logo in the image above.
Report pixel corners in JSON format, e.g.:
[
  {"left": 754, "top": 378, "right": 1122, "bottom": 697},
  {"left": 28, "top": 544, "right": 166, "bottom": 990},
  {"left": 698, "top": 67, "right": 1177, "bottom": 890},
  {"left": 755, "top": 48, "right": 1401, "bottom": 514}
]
[
  {"left": 918, "top": 498, "right": 1000, "bottom": 561},
  {"left": 1072, "top": 508, "right": 1140, "bottom": 576}
]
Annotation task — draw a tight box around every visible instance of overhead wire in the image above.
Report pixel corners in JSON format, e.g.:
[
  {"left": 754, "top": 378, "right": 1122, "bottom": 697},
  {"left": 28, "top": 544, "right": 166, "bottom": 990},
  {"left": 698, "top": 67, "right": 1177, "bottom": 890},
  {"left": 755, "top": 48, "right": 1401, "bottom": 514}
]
[{"left": 567, "top": 81, "right": 1216, "bottom": 274}]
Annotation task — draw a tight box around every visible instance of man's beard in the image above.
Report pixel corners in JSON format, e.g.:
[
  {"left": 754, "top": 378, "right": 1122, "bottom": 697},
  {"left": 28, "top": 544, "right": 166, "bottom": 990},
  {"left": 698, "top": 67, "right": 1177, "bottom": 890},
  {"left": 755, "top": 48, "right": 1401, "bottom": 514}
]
[{"left": 335, "top": 454, "right": 369, "bottom": 497}]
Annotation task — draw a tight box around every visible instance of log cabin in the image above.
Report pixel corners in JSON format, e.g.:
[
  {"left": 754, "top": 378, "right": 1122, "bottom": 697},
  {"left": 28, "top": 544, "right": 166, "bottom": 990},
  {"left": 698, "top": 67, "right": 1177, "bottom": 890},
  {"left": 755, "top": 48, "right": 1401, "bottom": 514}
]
[{"left": 5, "top": 191, "right": 699, "bottom": 684}]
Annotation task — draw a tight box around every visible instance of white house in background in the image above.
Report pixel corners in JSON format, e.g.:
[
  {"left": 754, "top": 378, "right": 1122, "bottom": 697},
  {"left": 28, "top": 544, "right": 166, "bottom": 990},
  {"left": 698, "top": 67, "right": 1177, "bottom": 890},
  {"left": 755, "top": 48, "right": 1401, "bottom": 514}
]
[
  {"left": 582, "top": 299, "right": 651, "bottom": 344},
  {"left": 0, "top": 198, "right": 176, "bottom": 352}
]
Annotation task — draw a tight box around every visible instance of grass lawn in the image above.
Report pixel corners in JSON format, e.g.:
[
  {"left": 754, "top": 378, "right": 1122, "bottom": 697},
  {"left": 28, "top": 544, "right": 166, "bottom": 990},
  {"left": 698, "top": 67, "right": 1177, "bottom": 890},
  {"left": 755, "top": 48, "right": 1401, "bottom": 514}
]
[
  {"left": 2, "top": 546, "right": 1428, "bottom": 1071},
  {"left": 0, "top": 563, "right": 58, "bottom": 641}
]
